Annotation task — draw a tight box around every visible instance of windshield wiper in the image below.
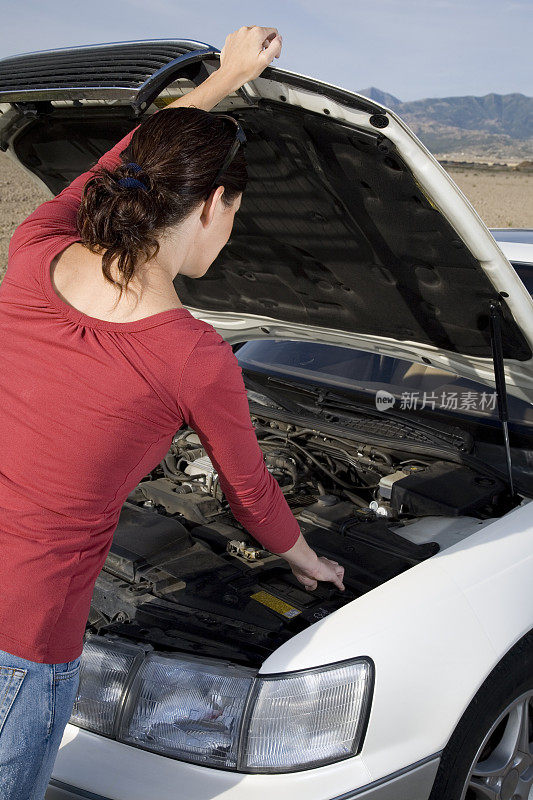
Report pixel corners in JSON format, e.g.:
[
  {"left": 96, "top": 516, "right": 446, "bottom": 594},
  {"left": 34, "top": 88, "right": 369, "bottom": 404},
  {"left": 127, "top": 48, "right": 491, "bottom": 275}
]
[
  {"left": 261, "top": 375, "right": 474, "bottom": 453},
  {"left": 242, "top": 374, "right": 308, "bottom": 415}
]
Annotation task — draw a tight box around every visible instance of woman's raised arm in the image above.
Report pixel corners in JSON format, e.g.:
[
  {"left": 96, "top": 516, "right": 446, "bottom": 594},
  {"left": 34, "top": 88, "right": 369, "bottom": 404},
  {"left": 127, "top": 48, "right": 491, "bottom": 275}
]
[
  {"left": 8, "top": 26, "right": 283, "bottom": 259},
  {"left": 166, "top": 26, "right": 282, "bottom": 111}
]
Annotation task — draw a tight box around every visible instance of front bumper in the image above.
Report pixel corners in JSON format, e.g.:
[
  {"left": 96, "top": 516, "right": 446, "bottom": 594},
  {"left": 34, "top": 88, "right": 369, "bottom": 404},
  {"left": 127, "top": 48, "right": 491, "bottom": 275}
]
[{"left": 45, "top": 754, "right": 441, "bottom": 800}]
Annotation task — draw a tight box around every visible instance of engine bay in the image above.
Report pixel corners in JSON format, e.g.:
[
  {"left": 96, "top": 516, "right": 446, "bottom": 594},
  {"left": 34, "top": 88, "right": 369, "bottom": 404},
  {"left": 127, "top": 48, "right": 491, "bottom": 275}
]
[{"left": 89, "top": 410, "right": 516, "bottom": 667}]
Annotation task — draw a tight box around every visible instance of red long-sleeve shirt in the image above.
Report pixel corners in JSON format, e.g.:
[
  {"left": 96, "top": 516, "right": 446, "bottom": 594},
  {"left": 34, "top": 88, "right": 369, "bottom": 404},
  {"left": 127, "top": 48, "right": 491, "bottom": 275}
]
[{"left": 0, "top": 112, "right": 301, "bottom": 664}]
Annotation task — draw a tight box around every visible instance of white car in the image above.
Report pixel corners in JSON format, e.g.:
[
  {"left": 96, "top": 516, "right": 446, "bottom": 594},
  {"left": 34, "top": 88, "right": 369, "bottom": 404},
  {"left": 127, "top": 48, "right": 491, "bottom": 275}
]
[{"left": 1, "top": 38, "right": 532, "bottom": 800}]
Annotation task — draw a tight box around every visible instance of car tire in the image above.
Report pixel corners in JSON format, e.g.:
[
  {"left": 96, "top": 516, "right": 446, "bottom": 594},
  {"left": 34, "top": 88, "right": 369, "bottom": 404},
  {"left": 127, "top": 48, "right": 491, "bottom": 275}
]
[{"left": 428, "top": 629, "right": 533, "bottom": 800}]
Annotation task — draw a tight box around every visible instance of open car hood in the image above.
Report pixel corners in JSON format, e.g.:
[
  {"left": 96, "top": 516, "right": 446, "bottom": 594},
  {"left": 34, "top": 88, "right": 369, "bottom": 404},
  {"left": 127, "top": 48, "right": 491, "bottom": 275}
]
[{"left": 1, "top": 39, "right": 532, "bottom": 403}]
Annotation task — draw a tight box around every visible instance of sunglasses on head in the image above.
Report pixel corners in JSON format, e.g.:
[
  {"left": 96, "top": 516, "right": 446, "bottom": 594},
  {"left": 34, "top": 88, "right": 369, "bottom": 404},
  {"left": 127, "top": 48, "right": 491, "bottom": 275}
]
[{"left": 204, "top": 114, "right": 247, "bottom": 199}]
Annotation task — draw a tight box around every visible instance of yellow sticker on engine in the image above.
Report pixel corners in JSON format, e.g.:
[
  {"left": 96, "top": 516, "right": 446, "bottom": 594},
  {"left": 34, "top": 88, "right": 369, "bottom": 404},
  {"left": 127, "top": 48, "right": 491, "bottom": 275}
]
[{"left": 251, "top": 591, "right": 301, "bottom": 618}]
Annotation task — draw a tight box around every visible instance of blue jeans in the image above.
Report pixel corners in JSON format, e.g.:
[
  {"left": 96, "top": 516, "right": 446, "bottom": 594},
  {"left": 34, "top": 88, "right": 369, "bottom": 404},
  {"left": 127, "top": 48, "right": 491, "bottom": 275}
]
[{"left": 0, "top": 647, "right": 81, "bottom": 800}]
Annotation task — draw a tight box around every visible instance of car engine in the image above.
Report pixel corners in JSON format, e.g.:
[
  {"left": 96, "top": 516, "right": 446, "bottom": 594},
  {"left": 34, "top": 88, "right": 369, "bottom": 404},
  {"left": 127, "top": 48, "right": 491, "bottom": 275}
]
[{"left": 89, "top": 410, "right": 513, "bottom": 667}]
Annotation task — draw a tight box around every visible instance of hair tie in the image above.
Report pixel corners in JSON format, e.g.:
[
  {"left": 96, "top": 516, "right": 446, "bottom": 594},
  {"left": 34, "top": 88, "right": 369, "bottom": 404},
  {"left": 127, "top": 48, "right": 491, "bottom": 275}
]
[{"left": 117, "top": 162, "right": 149, "bottom": 191}]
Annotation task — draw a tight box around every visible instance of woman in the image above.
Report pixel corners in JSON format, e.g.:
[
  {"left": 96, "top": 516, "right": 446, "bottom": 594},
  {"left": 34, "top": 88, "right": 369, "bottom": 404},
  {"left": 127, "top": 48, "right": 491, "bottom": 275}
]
[{"left": 0, "top": 25, "right": 345, "bottom": 799}]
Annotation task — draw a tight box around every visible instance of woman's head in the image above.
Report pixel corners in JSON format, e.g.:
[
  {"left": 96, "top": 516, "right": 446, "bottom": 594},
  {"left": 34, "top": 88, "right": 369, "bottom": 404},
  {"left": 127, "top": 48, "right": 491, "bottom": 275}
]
[{"left": 76, "top": 106, "right": 248, "bottom": 297}]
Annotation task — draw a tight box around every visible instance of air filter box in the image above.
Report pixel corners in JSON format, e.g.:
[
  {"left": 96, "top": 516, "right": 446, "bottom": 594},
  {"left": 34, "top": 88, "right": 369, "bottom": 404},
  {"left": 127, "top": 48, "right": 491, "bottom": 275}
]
[{"left": 390, "top": 460, "right": 506, "bottom": 517}]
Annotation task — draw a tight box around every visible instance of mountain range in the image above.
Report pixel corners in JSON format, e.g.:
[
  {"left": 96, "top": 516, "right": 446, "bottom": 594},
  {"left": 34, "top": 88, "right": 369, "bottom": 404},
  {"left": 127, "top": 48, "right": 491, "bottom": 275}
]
[{"left": 356, "top": 87, "right": 533, "bottom": 164}]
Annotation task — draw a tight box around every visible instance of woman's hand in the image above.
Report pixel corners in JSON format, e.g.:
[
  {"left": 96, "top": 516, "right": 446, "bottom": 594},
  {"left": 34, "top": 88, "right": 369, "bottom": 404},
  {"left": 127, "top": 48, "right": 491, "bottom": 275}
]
[
  {"left": 167, "top": 25, "right": 282, "bottom": 112},
  {"left": 290, "top": 555, "right": 346, "bottom": 592},
  {"left": 273, "top": 531, "right": 346, "bottom": 592},
  {"left": 219, "top": 26, "right": 283, "bottom": 91}
]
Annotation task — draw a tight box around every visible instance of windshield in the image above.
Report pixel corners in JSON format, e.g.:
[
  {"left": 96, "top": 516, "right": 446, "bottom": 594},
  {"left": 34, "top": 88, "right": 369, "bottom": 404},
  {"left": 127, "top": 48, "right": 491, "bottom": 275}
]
[
  {"left": 236, "top": 339, "right": 533, "bottom": 431},
  {"left": 511, "top": 261, "right": 533, "bottom": 295}
]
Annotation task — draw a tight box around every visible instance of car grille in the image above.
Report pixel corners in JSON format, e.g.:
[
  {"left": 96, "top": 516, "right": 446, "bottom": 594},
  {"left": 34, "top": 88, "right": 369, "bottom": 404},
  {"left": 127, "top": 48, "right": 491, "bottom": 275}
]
[{"left": 0, "top": 39, "right": 214, "bottom": 102}]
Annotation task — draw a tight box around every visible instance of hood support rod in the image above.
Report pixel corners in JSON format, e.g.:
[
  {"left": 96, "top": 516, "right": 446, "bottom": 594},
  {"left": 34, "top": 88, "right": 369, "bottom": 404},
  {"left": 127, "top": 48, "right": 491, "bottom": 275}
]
[{"left": 489, "top": 299, "right": 515, "bottom": 496}]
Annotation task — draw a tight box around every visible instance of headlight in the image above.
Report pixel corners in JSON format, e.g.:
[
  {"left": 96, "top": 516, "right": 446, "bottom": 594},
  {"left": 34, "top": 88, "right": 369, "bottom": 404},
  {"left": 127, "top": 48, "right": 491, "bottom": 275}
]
[
  {"left": 118, "top": 651, "right": 254, "bottom": 768},
  {"left": 70, "top": 635, "right": 142, "bottom": 735},
  {"left": 71, "top": 635, "right": 373, "bottom": 772}
]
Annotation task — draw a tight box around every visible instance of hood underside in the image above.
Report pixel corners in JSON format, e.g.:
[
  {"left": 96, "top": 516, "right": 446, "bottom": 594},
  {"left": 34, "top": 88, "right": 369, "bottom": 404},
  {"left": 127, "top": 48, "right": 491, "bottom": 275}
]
[
  {"left": 177, "top": 101, "right": 529, "bottom": 360},
  {"left": 1, "top": 39, "right": 532, "bottom": 398}
]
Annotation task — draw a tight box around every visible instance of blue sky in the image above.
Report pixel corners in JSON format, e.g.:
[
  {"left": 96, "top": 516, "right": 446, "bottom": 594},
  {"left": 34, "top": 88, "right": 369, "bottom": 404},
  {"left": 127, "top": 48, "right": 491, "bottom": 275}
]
[{"left": 0, "top": 0, "right": 531, "bottom": 101}]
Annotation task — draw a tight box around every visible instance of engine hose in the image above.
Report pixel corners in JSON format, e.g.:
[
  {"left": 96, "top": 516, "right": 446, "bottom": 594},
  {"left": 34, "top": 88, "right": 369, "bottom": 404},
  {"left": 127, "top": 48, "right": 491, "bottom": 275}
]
[
  {"left": 318, "top": 444, "right": 391, "bottom": 475},
  {"left": 323, "top": 453, "right": 335, "bottom": 470},
  {"left": 257, "top": 432, "right": 357, "bottom": 490},
  {"left": 348, "top": 454, "right": 391, "bottom": 474},
  {"left": 261, "top": 426, "right": 392, "bottom": 475},
  {"left": 261, "top": 426, "right": 392, "bottom": 466},
  {"left": 259, "top": 439, "right": 308, "bottom": 471},
  {"left": 261, "top": 444, "right": 328, "bottom": 496},
  {"left": 373, "top": 449, "right": 393, "bottom": 465},
  {"left": 161, "top": 454, "right": 182, "bottom": 479},
  {"left": 303, "top": 438, "right": 390, "bottom": 477},
  {"left": 264, "top": 454, "right": 299, "bottom": 486},
  {"left": 160, "top": 458, "right": 204, "bottom": 488},
  {"left": 253, "top": 425, "right": 384, "bottom": 490},
  {"left": 259, "top": 430, "right": 348, "bottom": 475},
  {"left": 295, "top": 429, "right": 393, "bottom": 470}
]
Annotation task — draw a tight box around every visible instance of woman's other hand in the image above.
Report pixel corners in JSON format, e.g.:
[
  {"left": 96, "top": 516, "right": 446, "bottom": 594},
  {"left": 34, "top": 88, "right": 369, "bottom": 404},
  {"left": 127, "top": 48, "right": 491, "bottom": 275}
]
[{"left": 219, "top": 26, "right": 283, "bottom": 90}]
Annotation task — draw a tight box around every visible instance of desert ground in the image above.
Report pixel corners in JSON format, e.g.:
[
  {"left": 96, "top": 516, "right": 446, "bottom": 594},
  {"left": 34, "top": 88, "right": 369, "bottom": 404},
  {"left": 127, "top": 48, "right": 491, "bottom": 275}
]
[{"left": 0, "top": 151, "right": 532, "bottom": 280}]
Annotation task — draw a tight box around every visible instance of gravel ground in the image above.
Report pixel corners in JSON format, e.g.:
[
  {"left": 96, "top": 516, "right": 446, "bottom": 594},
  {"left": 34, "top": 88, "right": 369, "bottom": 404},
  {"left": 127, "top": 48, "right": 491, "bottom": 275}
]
[
  {"left": 1, "top": 150, "right": 532, "bottom": 281},
  {"left": 0, "top": 152, "right": 49, "bottom": 279},
  {"left": 446, "top": 166, "right": 533, "bottom": 230}
]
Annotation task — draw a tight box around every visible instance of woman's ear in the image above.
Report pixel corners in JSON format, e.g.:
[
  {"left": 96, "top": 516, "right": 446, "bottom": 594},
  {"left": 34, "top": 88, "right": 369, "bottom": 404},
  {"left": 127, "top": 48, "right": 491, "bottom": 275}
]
[{"left": 200, "top": 185, "right": 226, "bottom": 228}]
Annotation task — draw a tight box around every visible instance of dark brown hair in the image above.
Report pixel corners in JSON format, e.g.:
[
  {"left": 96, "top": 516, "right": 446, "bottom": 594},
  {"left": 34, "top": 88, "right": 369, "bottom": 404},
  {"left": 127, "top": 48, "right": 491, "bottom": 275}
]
[{"left": 76, "top": 106, "right": 248, "bottom": 297}]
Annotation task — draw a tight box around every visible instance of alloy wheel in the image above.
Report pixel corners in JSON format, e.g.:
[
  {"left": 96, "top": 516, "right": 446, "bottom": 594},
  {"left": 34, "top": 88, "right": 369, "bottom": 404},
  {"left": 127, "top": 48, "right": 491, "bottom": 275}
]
[{"left": 461, "top": 690, "right": 533, "bottom": 800}]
